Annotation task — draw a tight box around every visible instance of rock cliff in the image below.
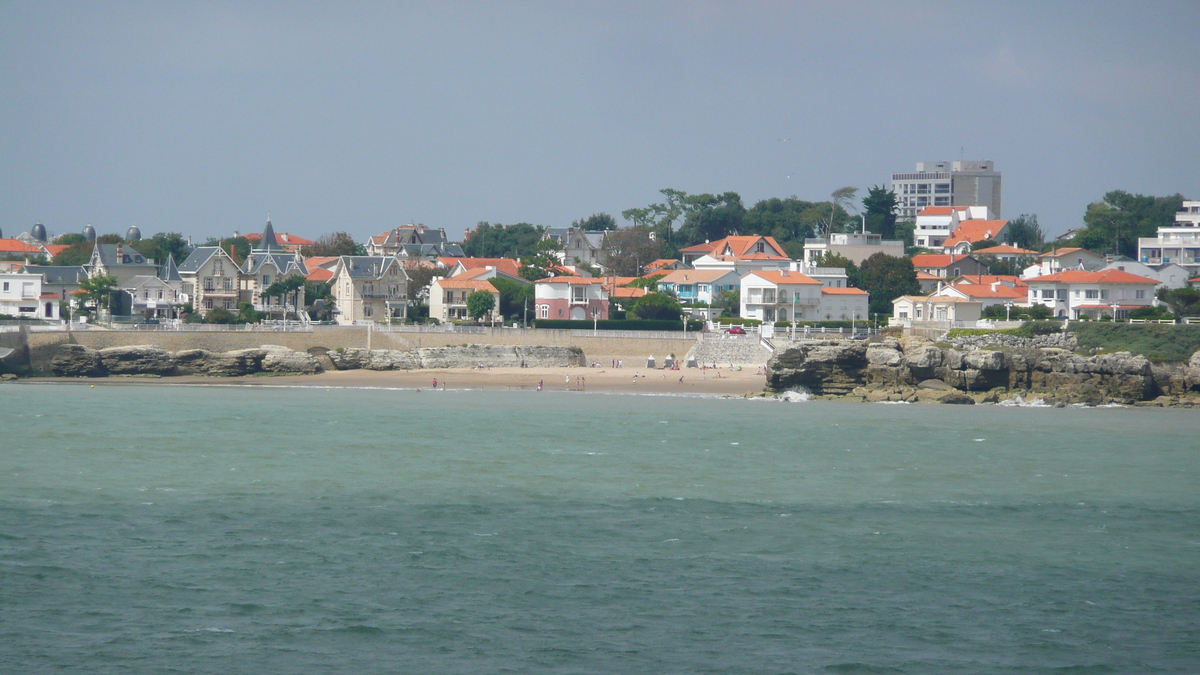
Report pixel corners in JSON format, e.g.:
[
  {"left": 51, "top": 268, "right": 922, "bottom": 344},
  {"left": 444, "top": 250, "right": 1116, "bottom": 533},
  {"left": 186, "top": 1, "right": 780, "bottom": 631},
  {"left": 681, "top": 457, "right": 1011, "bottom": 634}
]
[
  {"left": 51, "top": 344, "right": 323, "bottom": 377},
  {"left": 766, "top": 338, "right": 1200, "bottom": 406}
]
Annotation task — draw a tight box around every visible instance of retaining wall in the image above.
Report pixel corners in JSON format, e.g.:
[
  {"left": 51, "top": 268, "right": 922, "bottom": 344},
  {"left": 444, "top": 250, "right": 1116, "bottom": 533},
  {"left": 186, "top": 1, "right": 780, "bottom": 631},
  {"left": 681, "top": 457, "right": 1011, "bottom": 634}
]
[{"left": 21, "top": 326, "right": 701, "bottom": 374}]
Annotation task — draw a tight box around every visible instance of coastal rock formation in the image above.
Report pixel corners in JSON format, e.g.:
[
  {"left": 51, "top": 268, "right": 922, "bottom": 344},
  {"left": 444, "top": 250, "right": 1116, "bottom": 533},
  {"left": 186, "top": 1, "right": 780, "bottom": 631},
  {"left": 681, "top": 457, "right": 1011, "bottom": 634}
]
[
  {"left": 51, "top": 344, "right": 106, "bottom": 377},
  {"left": 48, "top": 344, "right": 322, "bottom": 377},
  {"left": 327, "top": 344, "right": 584, "bottom": 371},
  {"left": 766, "top": 337, "right": 1198, "bottom": 405},
  {"left": 98, "top": 345, "right": 177, "bottom": 375}
]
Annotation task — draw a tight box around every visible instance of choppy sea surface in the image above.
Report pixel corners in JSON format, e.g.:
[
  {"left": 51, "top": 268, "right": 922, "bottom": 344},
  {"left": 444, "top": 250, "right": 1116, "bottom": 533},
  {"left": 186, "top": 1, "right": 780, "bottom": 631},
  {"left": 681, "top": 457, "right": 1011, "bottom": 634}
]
[{"left": 2, "top": 383, "right": 1198, "bottom": 674}]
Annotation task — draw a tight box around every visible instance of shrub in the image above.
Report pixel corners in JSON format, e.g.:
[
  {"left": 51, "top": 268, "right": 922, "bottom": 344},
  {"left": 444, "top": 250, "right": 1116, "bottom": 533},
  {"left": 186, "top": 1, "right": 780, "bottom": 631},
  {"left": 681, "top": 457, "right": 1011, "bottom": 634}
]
[{"left": 532, "top": 319, "right": 703, "bottom": 331}]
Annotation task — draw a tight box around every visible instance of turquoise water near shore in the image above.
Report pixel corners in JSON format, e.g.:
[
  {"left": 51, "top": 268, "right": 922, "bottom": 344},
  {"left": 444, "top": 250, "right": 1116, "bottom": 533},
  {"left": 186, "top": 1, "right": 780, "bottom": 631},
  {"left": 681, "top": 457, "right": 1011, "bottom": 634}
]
[{"left": 2, "top": 383, "right": 1198, "bottom": 673}]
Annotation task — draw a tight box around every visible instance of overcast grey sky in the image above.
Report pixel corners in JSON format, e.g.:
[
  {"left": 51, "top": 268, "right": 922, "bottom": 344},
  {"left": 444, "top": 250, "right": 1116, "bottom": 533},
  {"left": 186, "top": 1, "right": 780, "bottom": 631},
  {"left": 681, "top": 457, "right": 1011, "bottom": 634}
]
[{"left": 2, "top": 1, "right": 1197, "bottom": 243}]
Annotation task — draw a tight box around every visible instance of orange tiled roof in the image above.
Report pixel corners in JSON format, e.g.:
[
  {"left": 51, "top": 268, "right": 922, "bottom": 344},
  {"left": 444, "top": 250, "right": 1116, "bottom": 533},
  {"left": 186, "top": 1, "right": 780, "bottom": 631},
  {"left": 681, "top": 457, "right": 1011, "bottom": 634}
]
[
  {"left": 610, "top": 287, "right": 648, "bottom": 298},
  {"left": 951, "top": 274, "right": 1028, "bottom": 289},
  {"left": 304, "top": 256, "right": 339, "bottom": 269},
  {"left": 645, "top": 259, "right": 682, "bottom": 271},
  {"left": 917, "top": 206, "right": 969, "bottom": 216},
  {"left": 1027, "top": 269, "right": 1158, "bottom": 285},
  {"left": 1039, "top": 247, "right": 1091, "bottom": 259},
  {"left": 945, "top": 285, "right": 1026, "bottom": 300},
  {"left": 910, "top": 254, "right": 971, "bottom": 268},
  {"left": 436, "top": 278, "right": 498, "bottom": 291},
  {"left": 535, "top": 275, "right": 604, "bottom": 282},
  {"left": 656, "top": 269, "right": 738, "bottom": 284},
  {"left": 745, "top": 270, "right": 820, "bottom": 285},
  {"left": 974, "top": 244, "right": 1038, "bottom": 256},
  {"left": 438, "top": 257, "right": 521, "bottom": 277},
  {"left": 821, "top": 287, "right": 868, "bottom": 295},
  {"left": 306, "top": 268, "right": 334, "bottom": 282},
  {"left": 0, "top": 238, "right": 45, "bottom": 254},
  {"left": 943, "top": 219, "right": 1008, "bottom": 246}
]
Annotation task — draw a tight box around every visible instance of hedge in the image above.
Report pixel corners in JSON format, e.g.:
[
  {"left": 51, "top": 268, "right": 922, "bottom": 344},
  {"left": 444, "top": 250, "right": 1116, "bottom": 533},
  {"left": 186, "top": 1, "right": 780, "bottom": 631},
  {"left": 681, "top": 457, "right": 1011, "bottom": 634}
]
[{"left": 533, "top": 319, "right": 705, "bottom": 331}]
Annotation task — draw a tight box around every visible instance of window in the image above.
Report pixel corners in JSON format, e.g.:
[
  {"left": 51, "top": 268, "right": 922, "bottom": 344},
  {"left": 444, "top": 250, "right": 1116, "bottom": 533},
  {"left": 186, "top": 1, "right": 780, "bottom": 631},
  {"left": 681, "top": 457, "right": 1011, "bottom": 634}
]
[
  {"left": 572, "top": 286, "right": 586, "bottom": 302},
  {"left": 203, "top": 278, "right": 213, "bottom": 291},
  {"left": 364, "top": 305, "right": 372, "bottom": 318},
  {"left": 539, "top": 305, "right": 548, "bottom": 319},
  {"left": 1042, "top": 289, "right": 1055, "bottom": 299},
  {"left": 204, "top": 299, "right": 213, "bottom": 309},
  {"left": 1057, "top": 290, "right": 1067, "bottom": 300},
  {"left": 263, "top": 275, "right": 271, "bottom": 287},
  {"left": 1136, "top": 290, "right": 1146, "bottom": 299},
  {"left": 1085, "top": 289, "right": 1099, "bottom": 299},
  {"left": 223, "top": 278, "right": 232, "bottom": 291},
  {"left": 224, "top": 299, "right": 234, "bottom": 309},
  {"left": 1, "top": 282, "right": 7, "bottom": 291},
  {"left": 1100, "top": 290, "right": 1109, "bottom": 300}
]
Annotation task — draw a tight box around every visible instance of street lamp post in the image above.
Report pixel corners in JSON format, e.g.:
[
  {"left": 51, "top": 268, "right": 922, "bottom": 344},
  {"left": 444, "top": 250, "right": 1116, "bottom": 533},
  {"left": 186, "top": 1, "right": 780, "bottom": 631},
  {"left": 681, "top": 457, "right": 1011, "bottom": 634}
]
[{"left": 1005, "top": 302, "right": 1013, "bottom": 321}]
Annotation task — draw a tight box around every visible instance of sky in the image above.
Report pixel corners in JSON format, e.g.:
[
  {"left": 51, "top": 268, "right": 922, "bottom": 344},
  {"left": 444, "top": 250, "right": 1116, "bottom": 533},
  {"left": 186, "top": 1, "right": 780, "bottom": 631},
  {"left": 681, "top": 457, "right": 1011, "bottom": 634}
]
[{"left": 2, "top": 1, "right": 1198, "bottom": 244}]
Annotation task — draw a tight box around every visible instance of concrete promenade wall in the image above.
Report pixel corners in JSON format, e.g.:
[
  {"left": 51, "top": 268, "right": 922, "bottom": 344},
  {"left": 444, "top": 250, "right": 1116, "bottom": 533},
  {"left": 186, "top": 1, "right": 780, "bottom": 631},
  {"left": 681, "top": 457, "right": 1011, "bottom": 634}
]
[{"left": 23, "top": 326, "right": 702, "bottom": 373}]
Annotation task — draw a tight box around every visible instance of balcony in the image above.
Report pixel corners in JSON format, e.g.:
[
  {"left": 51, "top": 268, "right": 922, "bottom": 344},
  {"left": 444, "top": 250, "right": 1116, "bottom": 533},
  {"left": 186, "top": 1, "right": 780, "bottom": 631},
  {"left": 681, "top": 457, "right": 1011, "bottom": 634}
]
[
  {"left": 254, "top": 304, "right": 297, "bottom": 313},
  {"left": 361, "top": 292, "right": 406, "bottom": 300},
  {"left": 200, "top": 288, "right": 239, "bottom": 296}
]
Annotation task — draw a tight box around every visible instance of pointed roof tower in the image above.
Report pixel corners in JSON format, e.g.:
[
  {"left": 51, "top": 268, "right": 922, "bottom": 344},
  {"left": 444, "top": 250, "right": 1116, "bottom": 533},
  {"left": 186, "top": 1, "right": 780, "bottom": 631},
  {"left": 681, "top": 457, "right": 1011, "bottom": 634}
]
[
  {"left": 158, "top": 253, "right": 182, "bottom": 282},
  {"left": 258, "top": 215, "right": 281, "bottom": 251}
]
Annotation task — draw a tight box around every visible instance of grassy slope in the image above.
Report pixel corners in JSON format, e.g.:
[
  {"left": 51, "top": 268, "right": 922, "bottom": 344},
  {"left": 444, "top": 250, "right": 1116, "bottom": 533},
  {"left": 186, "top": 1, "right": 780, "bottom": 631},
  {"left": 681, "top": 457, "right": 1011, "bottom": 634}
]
[{"left": 1071, "top": 323, "right": 1200, "bottom": 362}]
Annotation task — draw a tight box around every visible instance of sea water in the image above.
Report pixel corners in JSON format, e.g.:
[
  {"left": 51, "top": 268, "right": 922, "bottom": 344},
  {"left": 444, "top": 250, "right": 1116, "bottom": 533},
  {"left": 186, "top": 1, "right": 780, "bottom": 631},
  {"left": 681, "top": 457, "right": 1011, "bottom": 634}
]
[{"left": 1, "top": 383, "right": 1198, "bottom": 674}]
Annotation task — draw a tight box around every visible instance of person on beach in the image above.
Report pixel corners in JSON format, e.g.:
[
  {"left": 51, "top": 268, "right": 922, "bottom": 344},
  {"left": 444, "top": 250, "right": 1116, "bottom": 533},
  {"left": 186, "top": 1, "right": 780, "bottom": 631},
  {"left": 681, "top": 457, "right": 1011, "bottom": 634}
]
[
  {"left": 537, "top": 379, "right": 543, "bottom": 391},
  {"left": 432, "top": 377, "right": 437, "bottom": 388}
]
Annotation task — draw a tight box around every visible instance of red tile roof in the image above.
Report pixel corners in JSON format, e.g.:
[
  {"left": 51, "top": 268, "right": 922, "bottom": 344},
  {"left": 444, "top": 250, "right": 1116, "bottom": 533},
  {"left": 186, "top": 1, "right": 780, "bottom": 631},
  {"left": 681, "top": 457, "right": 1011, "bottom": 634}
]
[
  {"left": 306, "top": 268, "right": 334, "bottom": 282},
  {"left": 438, "top": 257, "right": 521, "bottom": 277},
  {"left": 1027, "top": 269, "right": 1158, "bottom": 285},
  {"left": 942, "top": 219, "right": 1008, "bottom": 246},
  {"left": 745, "top": 270, "right": 820, "bottom": 285},
  {"left": 0, "top": 238, "right": 45, "bottom": 254},
  {"left": 910, "top": 254, "right": 971, "bottom": 268},
  {"left": 917, "top": 206, "right": 969, "bottom": 216},
  {"left": 436, "top": 278, "right": 498, "bottom": 291},
  {"left": 973, "top": 244, "right": 1038, "bottom": 256},
  {"left": 245, "top": 232, "right": 317, "bottom": 246},
  {"left": 951, "top": 274, "right": 1028, "bottom": 289},
  {"left": 821, "top": 287, "right": 868, "bottom": 295},
  {"left": 534, "top": 276, "right": 606, "bottom": 285}
]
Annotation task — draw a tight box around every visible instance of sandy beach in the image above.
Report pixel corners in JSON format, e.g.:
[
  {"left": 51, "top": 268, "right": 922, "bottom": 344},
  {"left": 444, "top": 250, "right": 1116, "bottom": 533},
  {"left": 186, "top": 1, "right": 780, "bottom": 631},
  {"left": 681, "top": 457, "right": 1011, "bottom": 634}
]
[{"left": 24, "top": 365, "right": 769, "bottom": 396}]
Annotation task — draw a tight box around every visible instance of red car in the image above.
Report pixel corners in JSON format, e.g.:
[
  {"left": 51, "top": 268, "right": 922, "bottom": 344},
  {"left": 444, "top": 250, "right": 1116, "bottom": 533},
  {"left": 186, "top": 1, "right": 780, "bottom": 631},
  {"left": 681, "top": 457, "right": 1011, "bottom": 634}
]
[{"left": 724, "top": 326, "right": 747, "bottom": 334}]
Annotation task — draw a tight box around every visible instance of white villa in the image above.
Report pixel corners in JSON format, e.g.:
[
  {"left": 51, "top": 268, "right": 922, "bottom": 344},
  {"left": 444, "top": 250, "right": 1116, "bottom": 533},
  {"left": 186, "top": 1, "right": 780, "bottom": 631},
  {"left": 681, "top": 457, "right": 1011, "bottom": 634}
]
[
  {"left": 739, "top": 269, "right": 869, "bottom": 323},
  {"left": 1023, "top": 269, "right": 1159, "bottom": 319},
  {"left": 1137, "top": 200, "right": 1200, "bottom": 274}
]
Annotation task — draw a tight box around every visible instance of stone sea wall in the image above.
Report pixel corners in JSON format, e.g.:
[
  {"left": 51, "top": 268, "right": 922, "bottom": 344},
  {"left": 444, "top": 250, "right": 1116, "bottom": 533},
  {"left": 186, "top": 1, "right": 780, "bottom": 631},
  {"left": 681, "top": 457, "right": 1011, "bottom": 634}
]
[
  {"left": 765, "top": 337, "right": 1200, "bottom": 407},
  {"left": 326, "top": 345, "right": 584, "bottom": 370},
  {"left": 39, "top": 342, "right": 585, "bottom": 378}
]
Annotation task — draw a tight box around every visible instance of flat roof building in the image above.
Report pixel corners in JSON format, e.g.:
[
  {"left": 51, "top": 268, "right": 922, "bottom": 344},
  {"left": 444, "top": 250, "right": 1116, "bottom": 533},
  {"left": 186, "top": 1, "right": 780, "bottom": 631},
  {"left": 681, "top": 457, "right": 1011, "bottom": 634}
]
[{"left": 891, "top": 160, "right": 1001, "bottom": 221}]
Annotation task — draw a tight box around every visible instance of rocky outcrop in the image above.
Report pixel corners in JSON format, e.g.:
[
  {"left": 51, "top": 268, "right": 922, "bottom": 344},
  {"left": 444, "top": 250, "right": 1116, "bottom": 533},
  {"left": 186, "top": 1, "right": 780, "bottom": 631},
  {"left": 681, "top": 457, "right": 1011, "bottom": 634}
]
[
  {"left": 766, "top": 336, "right": 1200, "bottom": 406},
  {"left": 327, "top": 344, "right": 584, "bottom": 371},
  {"left": 98, "top": 346, "right": 177, "bottom": 375},
  {"left": 48, "top": 344, "right": 322, "bottom": 377},
  {"left": 51, "top": 344, "right": 106, "bottom": 377}
]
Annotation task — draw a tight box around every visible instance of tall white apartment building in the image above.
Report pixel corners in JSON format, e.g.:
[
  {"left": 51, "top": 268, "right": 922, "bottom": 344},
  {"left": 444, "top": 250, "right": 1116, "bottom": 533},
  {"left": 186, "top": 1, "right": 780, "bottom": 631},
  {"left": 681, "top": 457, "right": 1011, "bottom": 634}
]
[
  {"left": 1137, "top": 201, "right": 1200, "bottom": 273},
  {"left": 891, "top": 160, "right": 1002, "bottom": 221}
]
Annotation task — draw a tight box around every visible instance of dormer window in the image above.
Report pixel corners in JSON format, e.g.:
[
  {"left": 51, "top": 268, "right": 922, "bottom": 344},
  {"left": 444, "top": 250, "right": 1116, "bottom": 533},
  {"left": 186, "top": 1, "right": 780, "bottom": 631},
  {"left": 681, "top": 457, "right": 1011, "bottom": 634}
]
[{"left": 756, "top": 242, "right": 765, "bottom": 253}]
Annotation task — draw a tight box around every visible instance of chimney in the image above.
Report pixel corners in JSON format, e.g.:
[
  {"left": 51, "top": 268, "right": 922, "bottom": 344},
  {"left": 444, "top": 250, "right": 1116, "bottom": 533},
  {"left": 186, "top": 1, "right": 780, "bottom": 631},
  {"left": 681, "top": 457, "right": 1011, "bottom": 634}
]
[
  {"left": 780, "top": 270, "right": 787, "bottom": 277},
  {"left": 187, "top": 236, "right": 192, "bottom": 247},
  {"left": 115, "top": 242, "right": 123, "bottom": 263}
]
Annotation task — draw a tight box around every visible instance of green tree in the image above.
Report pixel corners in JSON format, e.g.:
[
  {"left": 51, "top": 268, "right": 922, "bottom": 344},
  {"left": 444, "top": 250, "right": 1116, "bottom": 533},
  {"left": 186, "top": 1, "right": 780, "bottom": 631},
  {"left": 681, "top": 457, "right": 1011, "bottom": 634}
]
[
  {"left": 205, "top": 307, "right": 237, "bottom": 324},
  {"left": 894, "top": 220, "right": 916, "bottom": 249},
  {"left": 54, "top": 233, "right": 88, "bottom": 246},
  {"left": 601, "top": 227, "right": 663, "bottom": 276},
  {"left": 462, "top": 222, "right": 546, "bottom": 258},
  {"left": 621, "top": 188, "right": 691, "bottom": 244},
  {"left": 236, "top": 302, "right": 261, "bottom": 324},
  {"left": 203, "top": 236, "right": 251, "bottom": 264},
  {"left": 488, "top": 276, "right": 535, "bottom": 322},
  {"left": 131, "top": 232, "right": 191, "bottom": 265},
  {"left": 813, "top": 253, "right": 860, "bottom": 287},
  {"left": 51, "top": 242, "right": 93, "bottom": 266},
  {"left": 861, "top": 186, "right": 898, "bottom": 239},
  {"left": 572, "top": 213, "right": 619, "bottom": 231},
  {"left": 856, "top": 252, "right": 919, "bottom": 315},
  {"left": 307, "top": 232, "right": 364, "bottom": 257},
  {"left": 95, "top": 233, "right": 123, "bottom": 244},
  {"left": 674, "top": 192, "right": 746, "bottom": 247},
  {"left": 626, "top": 273, "right": 667, "bottom": 290},
  {"left": 466, "top": 289, "right": 495, "bottom": 321},
  {"left": 629, "top": 292, "right": 682, "bottom": 321},
  {"left": 77, "top": 273, "right": 117, "bottom": 314},
  {"left": 404, "top": 265, "right": 437, "bottom": 305},
  {"left": 742, "top": 196, "right": 821, "bottom": 253},
  {"left": 1003, "top": 214, "right": 1044, "bottom": 250},
  {"left": 819, "top": 186, "right": 858, "bottom": 237},
  {"left": 1156, "top": 287, "right": 1200, "bottom": 317},
  {"left": 1073, "top": 191, "right": 1184, "bottom": 257}
]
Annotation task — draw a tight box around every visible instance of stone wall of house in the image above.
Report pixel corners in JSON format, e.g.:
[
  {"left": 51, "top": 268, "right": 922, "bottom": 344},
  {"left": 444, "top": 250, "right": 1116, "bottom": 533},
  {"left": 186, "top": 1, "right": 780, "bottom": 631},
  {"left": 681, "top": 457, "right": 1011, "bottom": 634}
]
[{"left": 765, "top": 337, "right": 1200, "bottom": 406}]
